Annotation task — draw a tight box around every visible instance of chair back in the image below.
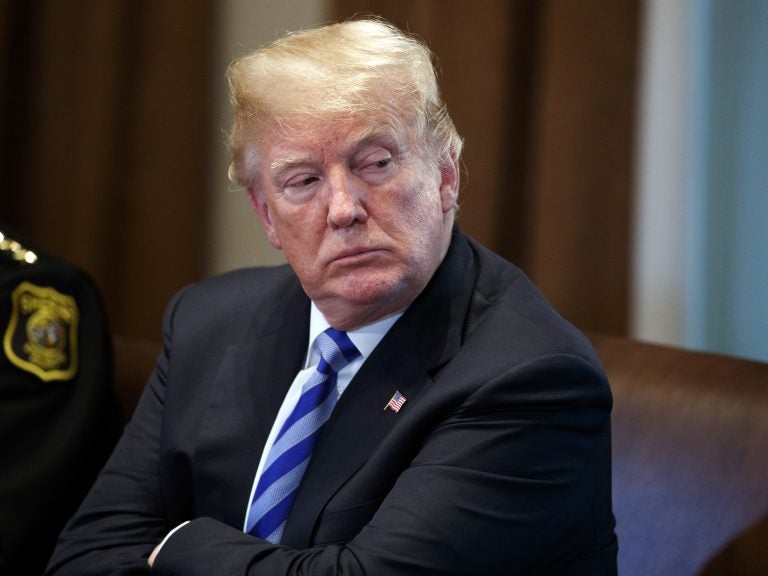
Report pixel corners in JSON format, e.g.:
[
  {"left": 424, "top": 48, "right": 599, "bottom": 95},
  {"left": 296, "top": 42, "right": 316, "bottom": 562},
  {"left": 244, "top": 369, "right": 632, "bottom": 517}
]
[{"left": 590, "top": 334, "right": 768, "bottom": 576}]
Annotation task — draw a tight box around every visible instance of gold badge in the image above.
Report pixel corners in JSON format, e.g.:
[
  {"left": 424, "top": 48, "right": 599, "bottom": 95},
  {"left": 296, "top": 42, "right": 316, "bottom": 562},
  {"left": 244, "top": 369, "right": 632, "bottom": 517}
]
[{"left": 3, "top": 281, "right": 79, "bottom": 381}]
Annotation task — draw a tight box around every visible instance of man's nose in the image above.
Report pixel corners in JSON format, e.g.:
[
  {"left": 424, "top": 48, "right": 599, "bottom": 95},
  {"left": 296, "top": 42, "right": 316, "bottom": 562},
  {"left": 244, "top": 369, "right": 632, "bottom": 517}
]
[{"left": 326, "top": 168, "right": 368, "bottom": 228}]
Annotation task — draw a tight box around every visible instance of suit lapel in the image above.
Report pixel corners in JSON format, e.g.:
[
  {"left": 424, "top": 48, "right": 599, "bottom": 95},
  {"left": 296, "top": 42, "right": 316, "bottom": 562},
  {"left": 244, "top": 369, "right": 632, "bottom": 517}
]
[
  {"left": 246, "top": 284, "right": 310, "bottom": 441},
  {"left": 280, "top": 320, "right": 434, "bottom": 547},
  {"left": 282, "top": 229, "right": 479, "bottom": 546}
]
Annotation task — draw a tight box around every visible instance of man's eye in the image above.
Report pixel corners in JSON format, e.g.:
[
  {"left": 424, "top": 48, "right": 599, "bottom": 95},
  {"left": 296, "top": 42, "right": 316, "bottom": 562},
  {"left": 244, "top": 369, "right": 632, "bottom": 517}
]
[
  {"left": 286, "top": 175, "right": 319, "bottom": 188},
  {"left": 363, "top": 156, "right": 391, "bottom": 171}
]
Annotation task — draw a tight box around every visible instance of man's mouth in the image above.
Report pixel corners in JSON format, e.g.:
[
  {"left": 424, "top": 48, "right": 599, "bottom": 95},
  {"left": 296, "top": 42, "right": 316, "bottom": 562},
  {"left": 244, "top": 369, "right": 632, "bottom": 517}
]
[{"left": 331, "top": 247, "right": 385, "bottom": 266}]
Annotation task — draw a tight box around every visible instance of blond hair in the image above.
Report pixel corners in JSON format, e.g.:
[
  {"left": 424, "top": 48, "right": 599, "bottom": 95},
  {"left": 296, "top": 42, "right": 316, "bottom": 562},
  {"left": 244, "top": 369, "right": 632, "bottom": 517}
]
[{"left": 227, "top": 18, "right": 463, "bottom": 189}]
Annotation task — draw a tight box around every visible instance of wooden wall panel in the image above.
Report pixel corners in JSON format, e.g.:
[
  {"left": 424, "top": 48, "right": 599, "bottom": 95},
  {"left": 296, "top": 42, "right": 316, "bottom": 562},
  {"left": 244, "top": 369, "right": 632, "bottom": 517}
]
[{"left": 1, "top": 0, "right": 215, "bottom": 339}]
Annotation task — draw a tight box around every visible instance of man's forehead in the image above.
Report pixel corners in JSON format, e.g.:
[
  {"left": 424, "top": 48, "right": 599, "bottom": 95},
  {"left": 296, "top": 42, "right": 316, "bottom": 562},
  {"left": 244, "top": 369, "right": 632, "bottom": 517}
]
[{"left": 273, "top": 118, "right": 405, "bottom": 151}]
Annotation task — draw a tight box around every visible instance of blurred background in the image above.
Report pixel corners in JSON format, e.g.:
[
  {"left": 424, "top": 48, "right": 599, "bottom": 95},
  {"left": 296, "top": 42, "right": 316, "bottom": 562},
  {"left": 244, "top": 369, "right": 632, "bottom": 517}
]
[{"left": 1, "top": 0, "right": 766, "bottom": 362}]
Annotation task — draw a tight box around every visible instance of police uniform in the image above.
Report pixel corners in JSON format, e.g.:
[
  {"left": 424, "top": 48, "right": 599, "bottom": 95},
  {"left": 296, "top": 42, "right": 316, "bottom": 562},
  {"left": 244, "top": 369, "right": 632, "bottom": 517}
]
[{"left": 0, "top": 229, "right": 121, "bottom": 576}]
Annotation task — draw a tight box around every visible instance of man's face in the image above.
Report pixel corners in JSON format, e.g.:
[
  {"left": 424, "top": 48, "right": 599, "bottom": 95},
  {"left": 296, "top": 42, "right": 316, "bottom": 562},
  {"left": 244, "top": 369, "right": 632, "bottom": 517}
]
[{"left": 249, "top": 116, "right": 459, "bottom": 329}]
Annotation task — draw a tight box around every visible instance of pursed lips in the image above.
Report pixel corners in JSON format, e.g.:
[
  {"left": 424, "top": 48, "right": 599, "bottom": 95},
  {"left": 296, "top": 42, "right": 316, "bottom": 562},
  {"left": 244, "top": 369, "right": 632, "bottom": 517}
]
[{"left": 330, "top": 246, "right": 387, "bottom": 266}]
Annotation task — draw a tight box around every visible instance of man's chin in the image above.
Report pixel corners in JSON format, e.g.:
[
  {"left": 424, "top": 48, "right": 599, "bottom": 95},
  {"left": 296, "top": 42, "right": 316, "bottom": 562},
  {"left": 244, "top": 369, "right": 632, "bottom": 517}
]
[
  {"left": 311, "top": 274, "right": 412, "bottom": 323},
  {"left": 336, "top": 281, "right": 403, "bottom": 306}
]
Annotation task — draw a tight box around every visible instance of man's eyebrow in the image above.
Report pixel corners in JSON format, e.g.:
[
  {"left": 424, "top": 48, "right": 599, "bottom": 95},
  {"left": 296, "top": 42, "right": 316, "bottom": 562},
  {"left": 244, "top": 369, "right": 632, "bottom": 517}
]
[
  {"left": 351, "top": 126, "right": 402, "bottom": 150},
  {"left": 269, "top": 155, "right": 314, "bottom": 179},
  {"left": 268, "top": 127, "right": 404, "bottom": 178}
]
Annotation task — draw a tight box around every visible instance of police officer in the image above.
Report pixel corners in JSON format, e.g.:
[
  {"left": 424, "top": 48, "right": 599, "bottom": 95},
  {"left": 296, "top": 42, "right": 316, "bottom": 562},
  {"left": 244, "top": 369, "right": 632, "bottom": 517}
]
[{"left": 0, "top": 228, "right": 121, "bottom": 576}]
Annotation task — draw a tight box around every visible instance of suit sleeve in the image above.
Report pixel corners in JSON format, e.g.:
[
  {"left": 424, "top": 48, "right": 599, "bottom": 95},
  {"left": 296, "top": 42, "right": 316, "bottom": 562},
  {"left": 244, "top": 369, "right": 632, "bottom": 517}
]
[
  {"left": 44, "top": 290, "right": 189, "bottom": 576},
  {"left": 153, "top": 354, "right": 616, "bottom": 575}
]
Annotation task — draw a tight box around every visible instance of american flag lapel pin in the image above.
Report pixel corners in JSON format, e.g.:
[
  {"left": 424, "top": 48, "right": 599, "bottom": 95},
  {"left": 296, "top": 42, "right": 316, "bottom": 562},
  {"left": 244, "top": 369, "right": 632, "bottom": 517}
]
[{"left": 385, "top": 390, "right": 407, "bottom": 413}]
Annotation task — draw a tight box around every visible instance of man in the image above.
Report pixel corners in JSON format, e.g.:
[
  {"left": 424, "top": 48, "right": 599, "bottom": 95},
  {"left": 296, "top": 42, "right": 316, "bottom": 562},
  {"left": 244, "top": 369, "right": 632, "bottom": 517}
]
[
  {"left": 47, "top": 19, "right": 616, "bottom": 575},
  {"left": 0, "top": 228, "right": 120, "bottom": 576}
]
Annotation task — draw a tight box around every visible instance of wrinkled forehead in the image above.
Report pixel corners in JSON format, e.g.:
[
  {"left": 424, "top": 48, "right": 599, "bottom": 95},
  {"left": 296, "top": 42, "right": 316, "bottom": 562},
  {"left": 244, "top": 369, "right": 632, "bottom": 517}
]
[
  {"left": 277, "top": 113, "right": 405, "bottom": 147},
  {"left": 253, "top": 108, "right": 425, "bottom": 164},
  {"left": 276, "top": 86, "right": 418, "bottom": 128}
]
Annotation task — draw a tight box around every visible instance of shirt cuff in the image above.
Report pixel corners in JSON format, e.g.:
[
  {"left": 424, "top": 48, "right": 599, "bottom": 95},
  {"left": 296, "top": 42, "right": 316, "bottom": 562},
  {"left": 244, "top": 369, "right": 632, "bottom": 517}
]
[{"left": 154, "top": 520, "right": 190, "bottom": 560}]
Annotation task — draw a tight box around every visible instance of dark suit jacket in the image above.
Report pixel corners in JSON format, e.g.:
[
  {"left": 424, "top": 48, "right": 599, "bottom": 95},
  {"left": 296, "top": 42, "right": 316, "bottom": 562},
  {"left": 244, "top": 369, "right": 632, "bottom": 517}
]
[{"left": 47, "top": 230, "right": 617, "bottom": 575}]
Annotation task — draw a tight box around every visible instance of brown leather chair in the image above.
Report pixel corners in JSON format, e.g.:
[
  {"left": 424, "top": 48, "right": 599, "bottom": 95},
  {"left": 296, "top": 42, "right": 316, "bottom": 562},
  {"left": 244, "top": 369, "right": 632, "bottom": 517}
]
[
  {"left": 112, "top": 333, "right": 768, "bottom": 574},
  {"left": 590, "top": 333, "right": 768, "bottom": 576}
]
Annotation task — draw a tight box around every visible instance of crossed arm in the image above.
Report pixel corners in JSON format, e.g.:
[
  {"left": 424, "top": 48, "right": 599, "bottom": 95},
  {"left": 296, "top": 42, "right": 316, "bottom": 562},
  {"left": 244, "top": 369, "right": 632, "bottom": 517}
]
[{"left": 46, "top": 301, "right": 615, "bottom": 575}]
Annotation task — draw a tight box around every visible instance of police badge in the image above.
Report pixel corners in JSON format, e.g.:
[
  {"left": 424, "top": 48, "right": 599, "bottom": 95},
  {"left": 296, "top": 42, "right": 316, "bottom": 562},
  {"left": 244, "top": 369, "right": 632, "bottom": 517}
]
[{"left": 3, "top": 281, "right": 79, "bottom": 381}]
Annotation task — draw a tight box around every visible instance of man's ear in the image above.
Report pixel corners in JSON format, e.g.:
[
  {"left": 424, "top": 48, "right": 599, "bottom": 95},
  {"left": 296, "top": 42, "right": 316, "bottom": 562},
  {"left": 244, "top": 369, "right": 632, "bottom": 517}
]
[
  {"left": 248, "top": 187, "right": 283, "bottom": 250},
  {"left": 438, "top": 153, "right": 460, "bottom": 213}
]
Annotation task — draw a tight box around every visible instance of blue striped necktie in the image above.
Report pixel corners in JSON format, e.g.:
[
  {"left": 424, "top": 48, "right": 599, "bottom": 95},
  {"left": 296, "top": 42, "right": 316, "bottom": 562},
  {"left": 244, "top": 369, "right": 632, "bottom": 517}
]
[{"left": 246, "top": 327, "right": 360, "bottom": 543}]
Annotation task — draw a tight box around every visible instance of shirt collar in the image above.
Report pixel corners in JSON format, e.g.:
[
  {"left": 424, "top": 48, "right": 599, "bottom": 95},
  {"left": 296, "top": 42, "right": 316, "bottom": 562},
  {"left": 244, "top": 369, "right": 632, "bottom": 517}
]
[{"left": 306, "top": 301, "right": 403, "bottom": 368}]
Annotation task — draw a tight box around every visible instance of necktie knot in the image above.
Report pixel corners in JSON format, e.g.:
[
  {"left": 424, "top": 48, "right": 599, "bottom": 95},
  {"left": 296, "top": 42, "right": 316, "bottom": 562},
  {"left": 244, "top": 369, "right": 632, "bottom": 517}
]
[{"left": 315, "top": 327, "right": 360, "bottom": 375}]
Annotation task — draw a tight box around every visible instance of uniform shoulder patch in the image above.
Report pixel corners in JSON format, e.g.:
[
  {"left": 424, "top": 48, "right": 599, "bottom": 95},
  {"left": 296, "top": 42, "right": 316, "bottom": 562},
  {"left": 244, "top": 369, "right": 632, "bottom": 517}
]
[{"left": 3, "top": 281, "right": 79, "bottom": 381}]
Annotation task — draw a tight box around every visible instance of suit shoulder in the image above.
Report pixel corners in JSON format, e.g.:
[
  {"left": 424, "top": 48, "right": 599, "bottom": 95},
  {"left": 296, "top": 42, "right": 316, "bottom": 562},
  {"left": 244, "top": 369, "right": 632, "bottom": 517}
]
[
  {"left": 162, "top": 264, "right": 303, "bottom": 336},
  {"left": 176, "top": 264, "right": 297, "bottom": 307},
  {"left": 466, "top": 238, "right": 603, "bottom": 372}
]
